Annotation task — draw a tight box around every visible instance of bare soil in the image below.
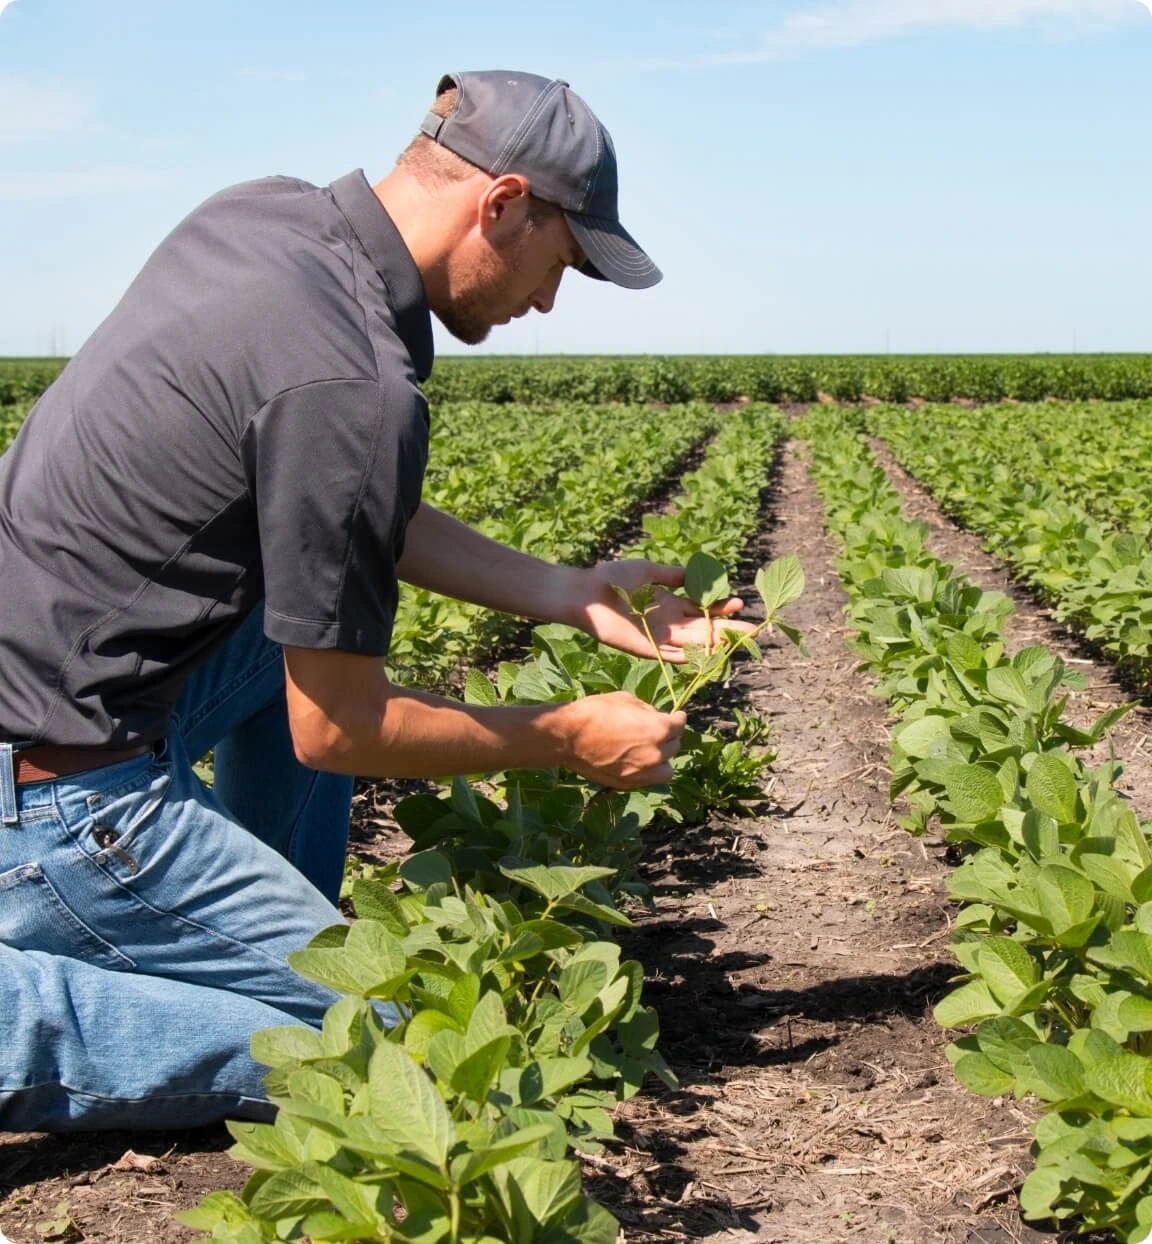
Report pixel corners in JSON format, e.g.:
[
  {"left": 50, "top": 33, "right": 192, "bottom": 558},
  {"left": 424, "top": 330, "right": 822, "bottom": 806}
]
[
  {"left": 581, "top": 439, "right": 1058, "bottom": 1243},
  {"left": 1, "top": 433, "right": 1091, "bottom": 1244}
]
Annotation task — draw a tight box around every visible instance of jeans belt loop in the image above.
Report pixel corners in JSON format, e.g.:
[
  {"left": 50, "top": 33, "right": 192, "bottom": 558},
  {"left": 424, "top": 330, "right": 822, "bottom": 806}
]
[{"left": 0, "top": 743, "right": 17, "bottom": 825}]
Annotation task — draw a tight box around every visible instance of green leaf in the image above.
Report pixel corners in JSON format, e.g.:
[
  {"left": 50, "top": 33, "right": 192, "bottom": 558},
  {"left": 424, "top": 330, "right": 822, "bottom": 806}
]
[
  {"left": 946, "top": 633, "right": 986, "bottom": 671},
  {"left": 559, "top": 959, "right": 610, "bottom": 1011},
  {"left": 1021, "top": 809, "right": 1059, "bottom": 862},
  {"left": 774, "top": 621, "right": 809, "bottom": 656},
  {"left": 176, "top": 1191, "right": 257, "bottom": 1231},
  {"left": 1090, "top": 931, "right": 1152, "bottom": 984},
  {"left": 225, "top": 1121, "right": 303, "bottom": 1172},
  {"left": 287, "top": 1067, "right": 345, "bottom": 1117},
  {"left": 1118, "top": 995, "right": 1152, "bottom": 1033},
  {"left": 1035, "top": 865, "right": 1095, "bottom": 935},
  {"left": 367, "top": 1039, "right": 455, "bottom": 1165},
  {"left": 985, "top": 666, "right": 1031, "bottom": 708},
  {"left": 684, "top": 552, "right": 730, "bottom": 609},
  {"left": 975, "top": 939, "right": 1039, "bottom": 1006},
  {"left": 404, "top": 1010, "right": 462, "bottom": 1063},
  {"left": 499, "top": 860, "right": 617, "bottom": 901},
  {"left": 451, "top": 1036, "right": 512, "bottom": 1104},
  {"left": 895, "top": 714, "right": 952, "bottom": 760},
  {"left": 500, "top": 1157, "right": 584, "bottom": 1233},
  {"left": 464, "top": 668, "right": 500, "bottom": 707},
  {"left": 942, "top": 763, "right": 1004, "bottom": 823},
  {"left": 248, "top": 1166, "right": 329, "bottom": 1219},
  {"left": 250, "top": 1024, "right": 326, "bottom": 1069},
  {"left": 400, "top": 851, "right": 454, "bottom": 892},
  {"left": 953, "top": 1052, "right": 1015, "bottom": 1096},
  {"left": 447, "top": 974, "right": 482, "bottom": 1028},
  {"left": 450, "top": 1124, "right": 556, "bottom": 1188},
  {"left": 1025, "top": 753, "right": 1078, "bottom": 824},
  {"left": 553, "top": 891, "right": 632, "bottom": 927},
  {"left": 1026, "top": 1044, "right": 1087, "bottom": 1101},
  {"left": 287, "top": 919, "right": 407, "bottom": 997},
  {"left": 351, "top": 879, "right": 409, "bottom": 934},
  {"left": 1083, "top": 1052, "right": 1152, "bottom": 1117},
  {"left": 536, "top": 1197, "right": 620, "bottom": 1244},
  {"left": 755, "top": 554, "right": 805, "bottom": 616},
  {"left": 517, "top": 1055, "right": 595, "bottom": 1105},
  {"left": 934, "top": 980, "right": 1001, "bottom": 1028}
]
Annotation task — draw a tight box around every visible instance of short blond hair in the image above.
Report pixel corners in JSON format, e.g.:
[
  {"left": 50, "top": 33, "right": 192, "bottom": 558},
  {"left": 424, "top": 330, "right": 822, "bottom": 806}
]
[
  {"left": 396, "top": 87, "right": 477, "bottom": 187},
  {"left": 397, "top": 85, "right": 563, "bottom": 229}
]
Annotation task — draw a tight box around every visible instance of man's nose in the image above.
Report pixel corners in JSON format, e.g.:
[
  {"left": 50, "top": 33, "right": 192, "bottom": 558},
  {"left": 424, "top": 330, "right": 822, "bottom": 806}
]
[{"left": 531, "top": 268, "right": 565, "bottom": 315}]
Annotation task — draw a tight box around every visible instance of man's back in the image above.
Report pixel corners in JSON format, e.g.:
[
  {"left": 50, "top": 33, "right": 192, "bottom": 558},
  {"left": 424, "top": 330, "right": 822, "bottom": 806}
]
[{"left": 0, "top": 171, "right": 431, "bottom": 748}]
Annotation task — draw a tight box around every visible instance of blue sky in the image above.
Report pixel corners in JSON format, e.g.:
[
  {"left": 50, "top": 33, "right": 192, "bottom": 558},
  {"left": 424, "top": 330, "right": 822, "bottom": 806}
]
[{"left": 1, "top": 0, "right": 1150, "bottom": 357}]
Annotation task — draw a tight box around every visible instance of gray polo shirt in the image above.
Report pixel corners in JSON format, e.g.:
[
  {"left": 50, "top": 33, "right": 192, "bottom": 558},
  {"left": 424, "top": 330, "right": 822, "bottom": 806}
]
[{"left": 0, "top": 169, "right": 433, "bottom": 748}]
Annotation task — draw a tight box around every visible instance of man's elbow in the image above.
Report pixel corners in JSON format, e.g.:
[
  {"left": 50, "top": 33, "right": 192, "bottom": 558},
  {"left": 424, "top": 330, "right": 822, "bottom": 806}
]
[{"left": 289, "top": 715, "right": 355, "bottom": 772}]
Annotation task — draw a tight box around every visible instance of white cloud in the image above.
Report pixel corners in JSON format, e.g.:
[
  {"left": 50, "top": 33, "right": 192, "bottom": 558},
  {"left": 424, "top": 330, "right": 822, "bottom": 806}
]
[
  {"left": 0, "top": 166, "right": 178, "bottom": 202},
  {"left": 648, "top": 0, "right": 1151, "bottom": 64},
  {"left": 0, "top": 77, "right": 91, "bottom": 143}
]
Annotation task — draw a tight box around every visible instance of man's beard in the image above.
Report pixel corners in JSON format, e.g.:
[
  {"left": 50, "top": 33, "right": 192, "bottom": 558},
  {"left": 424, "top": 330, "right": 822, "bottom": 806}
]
[{"left": 434, "top": 235, "right": 527, "bottom": 346}]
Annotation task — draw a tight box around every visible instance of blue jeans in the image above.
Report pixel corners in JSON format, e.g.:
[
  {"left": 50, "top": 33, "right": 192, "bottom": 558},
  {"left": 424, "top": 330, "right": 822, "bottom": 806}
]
[{"left": 0, "top": 609, "right": 359, "bottom": 1132}]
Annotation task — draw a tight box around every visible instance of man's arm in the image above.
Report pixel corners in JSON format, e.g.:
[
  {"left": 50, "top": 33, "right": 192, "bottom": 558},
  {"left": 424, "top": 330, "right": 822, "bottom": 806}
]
[
  {"left": 283, "top": 646, "right": 685, "bottom": 788},
  {"left": 397, "top": 502, "right": 583, "bottom": 625},
  {"left": 397, "top": 503, "right": 755, "bottom": 662}
]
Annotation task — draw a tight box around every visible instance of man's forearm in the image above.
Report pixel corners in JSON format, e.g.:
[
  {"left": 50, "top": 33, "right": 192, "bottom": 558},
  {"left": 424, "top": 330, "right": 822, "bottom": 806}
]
[
  {"left": 297, "top": 680, "right": 570, "bottom": 778},
  {"left": 282, "top": 647, "right": 683, "bottom": 788},
  {"left": 397, "top": 502, "right": 583, "bottom": 623}
]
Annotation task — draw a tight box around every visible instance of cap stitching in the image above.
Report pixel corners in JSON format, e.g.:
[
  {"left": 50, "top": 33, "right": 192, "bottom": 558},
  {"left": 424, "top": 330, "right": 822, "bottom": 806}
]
[
  {"left": 491, "top": 79, "right": 559, "bottom": 175},
  {"left": 572, "top": 97, "right": 603, "bottom": 213},
  {"left": 491, "top": 79, "right": 561, "bottom": 176},
  {"left": 572, "top": 219, "right": 655, "bottom": 272}
]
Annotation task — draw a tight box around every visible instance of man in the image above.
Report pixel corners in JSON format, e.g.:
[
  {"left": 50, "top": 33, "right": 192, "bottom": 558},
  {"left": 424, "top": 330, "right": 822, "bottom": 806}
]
[{"left": 0, "top": 71, "right": 747, "bottom": 1131}]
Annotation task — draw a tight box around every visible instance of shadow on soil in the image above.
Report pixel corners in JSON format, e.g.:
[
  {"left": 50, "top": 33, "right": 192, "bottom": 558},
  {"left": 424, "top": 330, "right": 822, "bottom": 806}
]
[
  {"left": 629, "top": 910, "right": 955, "bottom": 1074},
  {"left": 0, "top": 1126, "right": 233, "bottom": 1195}
]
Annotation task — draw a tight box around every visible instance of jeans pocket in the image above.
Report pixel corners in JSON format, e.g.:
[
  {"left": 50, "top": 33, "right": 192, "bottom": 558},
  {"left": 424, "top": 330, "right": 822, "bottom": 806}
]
[
  {"left": 84, "top": 765, "right": 173, "bottom": 881},
  {"left": 0, "top": 860, "right": 137, "bottom": 970}
]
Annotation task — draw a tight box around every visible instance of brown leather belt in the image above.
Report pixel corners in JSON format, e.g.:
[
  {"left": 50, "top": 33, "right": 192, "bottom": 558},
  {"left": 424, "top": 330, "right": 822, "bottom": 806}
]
[{"left": 12, "top": 745, "right": 150, "bottom": 785}]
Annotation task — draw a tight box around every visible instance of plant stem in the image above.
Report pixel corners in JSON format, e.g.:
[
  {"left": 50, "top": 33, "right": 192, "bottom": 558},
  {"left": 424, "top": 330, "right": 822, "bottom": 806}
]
[
  {"left": 671, "top": 619, "right": 770, "bottom": 713},
  {"left": 449, "top": 1186, "right": 462, "bottom": 1243},
  {"left": 639, "top": 612, "right": 679, "bottom": 708}
]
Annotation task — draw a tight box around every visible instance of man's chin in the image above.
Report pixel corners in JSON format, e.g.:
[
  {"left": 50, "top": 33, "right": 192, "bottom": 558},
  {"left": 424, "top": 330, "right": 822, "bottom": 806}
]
[{"left": 434, "top": 310, "right": 493, "bottom": 347}]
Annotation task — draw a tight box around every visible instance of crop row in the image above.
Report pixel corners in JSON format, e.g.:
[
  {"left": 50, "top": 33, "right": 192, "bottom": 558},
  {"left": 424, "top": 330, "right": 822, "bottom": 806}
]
[
  {"left": 420, "top": 355, "right": 1152, "bottom": 405},
  {"left": 387, "top": 402, "right": 719, "bottom": 686},
  {"left": 870, "top": 401, "right": 1152, "bottom": 538},
  {"left": 870, "top": 404, "right": 1152, "bottom": 689},
  {"left": 6, "top": 353, "right": 1152, "bottom": 412},
  {"left": 184, "top": 418, "right": 802, "bottom": 1241},
  {"left": 805, "top": 408, "right": 1152, "bottom": 1242},
  {"left": 424, "top": 401, "right": 672, "bottom": 526}
]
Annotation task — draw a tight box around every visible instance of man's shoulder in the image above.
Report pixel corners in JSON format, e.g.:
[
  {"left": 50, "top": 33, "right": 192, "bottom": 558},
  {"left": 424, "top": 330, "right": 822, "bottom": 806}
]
[{"left": 197, "top": 173, "right": 323, "bottom": 212}]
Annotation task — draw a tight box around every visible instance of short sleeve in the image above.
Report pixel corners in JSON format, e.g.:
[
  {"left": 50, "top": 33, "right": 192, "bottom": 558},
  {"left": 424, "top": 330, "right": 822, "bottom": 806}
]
[{"left": 241, "top": 377, "right": 428, "bottom": 654}]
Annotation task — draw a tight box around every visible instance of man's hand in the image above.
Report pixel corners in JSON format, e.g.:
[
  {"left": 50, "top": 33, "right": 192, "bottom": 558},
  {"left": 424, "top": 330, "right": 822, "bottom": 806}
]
[
  {"left": 556, "top": 691, "right": 687, "bottom": 788},
  {"left": 574, "top": 560, "right": 757, "bottom": 663}
]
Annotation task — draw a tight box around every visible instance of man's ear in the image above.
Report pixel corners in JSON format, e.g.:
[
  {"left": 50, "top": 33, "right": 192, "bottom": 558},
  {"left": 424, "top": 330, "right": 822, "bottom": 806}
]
[{"left": 477, "top": 174, "right": 532, "bottom": 236}]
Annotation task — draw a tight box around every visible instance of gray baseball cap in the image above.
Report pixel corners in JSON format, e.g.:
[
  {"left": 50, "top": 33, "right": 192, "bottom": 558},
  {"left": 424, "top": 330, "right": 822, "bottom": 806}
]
[{"left": 418, "top": 70, "right": 662, "bottom": 291}]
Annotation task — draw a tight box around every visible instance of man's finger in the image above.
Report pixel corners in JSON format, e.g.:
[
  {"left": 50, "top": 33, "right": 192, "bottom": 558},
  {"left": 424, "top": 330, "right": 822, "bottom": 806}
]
[
  {"left": 640, "top": 562, "right": 686, "bottom": 589},
  {"left": 715, "top": 597, "right": 746, "bottom": 617}
]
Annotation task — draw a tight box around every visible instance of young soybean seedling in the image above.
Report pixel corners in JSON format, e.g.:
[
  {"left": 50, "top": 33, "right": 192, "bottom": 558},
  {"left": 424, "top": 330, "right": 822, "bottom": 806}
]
[{"left": 617, "top": 552, "right": 807, "bottom": 712}]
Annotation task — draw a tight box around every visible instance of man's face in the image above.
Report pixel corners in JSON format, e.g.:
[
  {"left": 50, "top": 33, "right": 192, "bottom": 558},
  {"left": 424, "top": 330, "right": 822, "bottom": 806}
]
[{"left": 436, "top": 209, "right": 585, "bottom": 346}]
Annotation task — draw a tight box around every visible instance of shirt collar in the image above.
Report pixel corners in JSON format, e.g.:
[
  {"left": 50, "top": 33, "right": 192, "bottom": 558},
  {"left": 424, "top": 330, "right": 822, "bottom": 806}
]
[{"left": 329, "top": 169, "right": 435, "bottom": 383}]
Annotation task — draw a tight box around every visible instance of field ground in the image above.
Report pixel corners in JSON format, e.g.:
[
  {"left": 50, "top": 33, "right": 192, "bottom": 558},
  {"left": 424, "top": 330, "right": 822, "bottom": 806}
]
[{"left": 3, "top": 397, "right": 1152, "bottom": 1242}]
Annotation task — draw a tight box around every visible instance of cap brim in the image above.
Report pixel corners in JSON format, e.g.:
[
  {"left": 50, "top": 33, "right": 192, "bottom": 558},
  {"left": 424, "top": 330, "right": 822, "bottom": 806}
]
[{"left": 565, "top": 212, "right": 662, "bottom": 290}]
